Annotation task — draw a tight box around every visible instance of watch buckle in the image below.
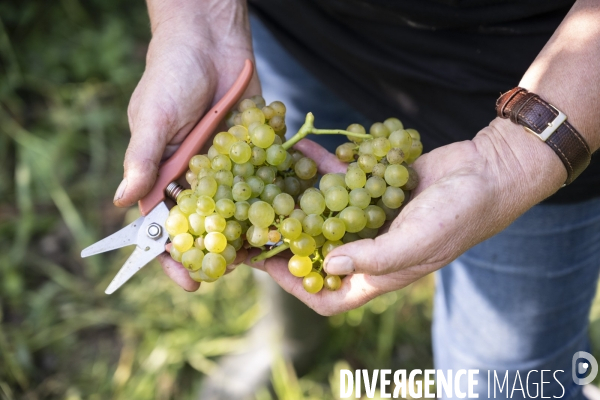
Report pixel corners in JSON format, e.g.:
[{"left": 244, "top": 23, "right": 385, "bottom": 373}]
[{"left": 524, "top": 106, "right": 567, "bottom": 142}]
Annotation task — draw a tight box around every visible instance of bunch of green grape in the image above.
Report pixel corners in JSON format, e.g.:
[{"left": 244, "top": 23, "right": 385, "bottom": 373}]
[{"left": 164, "top": 95, "right": 421, "bottom": 294}]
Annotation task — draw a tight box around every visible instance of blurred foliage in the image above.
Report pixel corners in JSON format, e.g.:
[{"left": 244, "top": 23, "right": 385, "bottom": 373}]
[{"left": 1, "top": 1, "right": 598, "bottom": 400}]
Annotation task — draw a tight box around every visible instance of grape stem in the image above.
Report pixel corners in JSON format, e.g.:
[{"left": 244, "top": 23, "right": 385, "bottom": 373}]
[
  {"left": 251, "top": 243, "right": 290, "bottom": 263},
  {"left": 282, "top": 112, "right": 372, "bottom": 150}
]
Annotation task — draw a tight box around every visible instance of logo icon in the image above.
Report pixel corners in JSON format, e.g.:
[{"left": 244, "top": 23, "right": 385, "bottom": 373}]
[{"left": 572, "top": 351, "right": 598, "bottom": 385}]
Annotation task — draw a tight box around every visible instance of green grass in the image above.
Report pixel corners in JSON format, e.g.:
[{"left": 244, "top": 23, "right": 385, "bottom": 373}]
[{"left": 1, "top": 1, "right": 599, "bottom": 399}]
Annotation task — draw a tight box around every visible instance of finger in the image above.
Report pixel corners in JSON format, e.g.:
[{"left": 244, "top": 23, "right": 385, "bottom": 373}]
[
  {"left": 261, "top": 256, "right": 382, "bottom": 316},
  {"left": 225, "top": 247, "right": 248, "bottom": 274},
  {"left": 157, "top": 253, "right": 200, "bottom": 292},
  {"left": 294, "top": 139, "right": 347, "bottom": 174}
]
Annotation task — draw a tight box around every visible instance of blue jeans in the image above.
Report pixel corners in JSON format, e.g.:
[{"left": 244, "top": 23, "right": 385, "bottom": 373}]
[{"left": 251, "top": 14, "right": 600, "bottom": 399}]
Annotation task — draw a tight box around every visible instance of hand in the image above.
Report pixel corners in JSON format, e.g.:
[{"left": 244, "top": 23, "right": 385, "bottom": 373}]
[
  {"left": 248, "top": 118, "right": 566, "bottom": 315},
  {"left": 113, "top": 3, "right": 259, "bottom": 291}
]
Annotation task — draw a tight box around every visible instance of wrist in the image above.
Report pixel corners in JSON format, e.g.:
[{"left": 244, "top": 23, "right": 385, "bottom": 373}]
[{"left": 473, "top": 117, "right": 566, "bottom": 205}]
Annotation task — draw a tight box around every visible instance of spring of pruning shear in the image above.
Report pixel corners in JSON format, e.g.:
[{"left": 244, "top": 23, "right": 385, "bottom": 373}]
[{"left": 81, "top": 59, "right": 254, "bottom": 294}]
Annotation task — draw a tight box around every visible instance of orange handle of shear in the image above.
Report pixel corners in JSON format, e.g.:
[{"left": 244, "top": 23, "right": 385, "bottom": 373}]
[{"left": 138, "top": 59, "right": 254, "bottom": 216}]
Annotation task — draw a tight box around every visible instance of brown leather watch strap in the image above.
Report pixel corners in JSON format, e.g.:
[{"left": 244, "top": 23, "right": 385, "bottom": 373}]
[{"left": 496, "top": 87, "right": 591, "bottom": 185}]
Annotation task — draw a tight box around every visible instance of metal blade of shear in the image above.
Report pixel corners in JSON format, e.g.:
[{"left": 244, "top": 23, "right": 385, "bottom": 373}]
[{"left": 81, "top": 215, "right": 145, "bottom": 258}]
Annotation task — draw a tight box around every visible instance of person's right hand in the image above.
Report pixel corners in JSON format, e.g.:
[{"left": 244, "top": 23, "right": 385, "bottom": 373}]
[{"left": 113, "top": 2, "right": 260, "bottom": 290}]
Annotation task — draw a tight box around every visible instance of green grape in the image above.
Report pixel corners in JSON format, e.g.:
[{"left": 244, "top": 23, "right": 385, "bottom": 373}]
[
  {"left": 274, "top": 175, "right": 286, "bottom": 191},
  {"left": 358, "top": 154, "right": 377, "bottom": 173},
  {"left": 384, "top": 164, "right": 410, "bottom": 188},
  {"left": 290, "top": 233, "right": 316, "bottom": 257},
  {"left": 213, "top": 185, "right": 233, "bottom": 201},
  {"left": 349, "top": 188, "right": 371, "bottom": 209},
  {"left": 188, "top": 213, "right": 206, "bottom": 236},
  {"left": 233, "top": 112, "right": 243, "bottom": 126},
  {"left": 275, "top": 152, "right": 293, "bottom": 171},
  {"left": 178, "top": 194, "right": 197, "bottom": 215},
  {"left": 207, "top": 145, "right": 220, "bottom": 160},
  {"left": 194, "top": 236, "right": 205, "bottom": 250},
  {"left": 319, "top": 173, "right": 346, "bottom": 192},
  {"left": 261, "top": 105, "right": 275, "bottom": 119},
  {"left": 215, "top": 170, "right": 234, "bottom": 186},
  {"left": 256, "top": 166, "right": 276, "bottom": 184},
  {"left": 358, "top": 227, "right": 378, "bottom": 239},
  {"left": 382, "top": 187, "right": 405, "bottom": 209},
  {"left": 196, "top": 195, "right": 216, "bottom": 216},
  {"left": 170, "top": 246, "right": 183, "bottom": 263},
  {"left": 269, "top": 100, "right": 286, "bottom": 116},
  {"left": 197, "top": 167, "right": 215, "bottom": 180},
  {"left": 339, "top": 206, "right": 367, "bottom": 233},
  {"left": 303, "top": 271, "right": 324, "bottom": 294},
  {"left": 232, "top": 182, "right": 252, "bottom": 202},
  {"left": 346, "top": 123, "right": 367, "bottom": 143},
  {"left": 229, "top": 141, "right": 252, "bottom": 164},
  {"left": 212, "top": 154, "right": 232, "bottom": 171},
  {"left": 300, "top": 190, "right": 326, "bottom": 215},
  {"left": 401, "top": 166, "right": 419, "bottom": 191},
  {"left": 214, "top": 131, "right": 238, "bottom": 154},
  {"left": 289, "top": 209, "right": 307, "bottom": 223},
  {"left": 204, "top": 231, "right": 228, "bottom": 253},
  {"left": 359, "top": 139, "right": 374, "bottom": 155},
  {"left": 322, "top": 217, "right": 346, "bottom": 241},
  {"left": 202, "top": 252, "right": 227, "bottom": 279},
  {"left": 251, "top": 146, "right": 267, "bottom": 165},
  {"left": 246, "top": 225, "right": 269, "bottom": 247},
  {"left": 406, "top": 140, "right": 423, "bottom": 164},
  {"left": 205, "top": 213, "right": 226, "bottom": 232},
  {"left": 251, "top": 95, "right": 266, "bottom": 109},
  {"left": 189, "top": 154, "right": 212, "bottom": 174},
  {"left": 294, "top": 157, "right": 318, "bottom": 180},
  {"left": 288, "top": 255, "right": 313, "bottom": 277},
  {"left": 345, "top": 166, "right": 367, "bottom": 190},
  {"left": 372, "top": 137, "right": 392, "bottom": 158},
  {"left": 186, "top": 170, "right": 197, "bottom": 186},
  {"left": 268, "top": 229, "right": 282, "bottom": 243},
  {"left": 221, "top": 244, "right": 237, "bottom": 265},
  {"left": 169, "top": 205, "right": 184, "bottom": 216},
  {"left": 377, "top": 199, "right": 400, "bottom": 221},
  {"left": 384, "top": 117, "right": 403, "bottom": 132},
  {"left": 364, "top": 205, "right": 386, "bottom": 229},
  {"left": 365, "top": 176, "right": 386, "bottom": 198},
  {"left": 280, "top": 217, "right": 302, "bottom": 240},
  {"left": 234, "top": 201, "right": 250, "bottom": 221},
  {"left": 233, "top": 175, "right": 245, "bottom": 186},
  {"left": 181, "top": 248, "right": 204, "bottom": 271},
  {"left": 324, "top": 274, "right": 342, "bottom": 291},
  {"left": 195, "top": 176, "right": 218, "bottom": 197},
  {"left": 324, "top": 186, "right": 349, "bottom": 212},
  {"left": 226, "top": 110, "right": 238, "bottom": 128},
  {"left": 248, "top": 201, "right": 275, "bottom": 228},
  {"left": 273, "top": 193, "right": 295, "bottom": 216},
  {"left": 386, "top": 148, "right": 405, "bottom": 164},
  {"left": 223, "top": 220, "right": 242, "bottom": 241},
  {"left": 266, "top": 144, "right": 287, "bottom": 166},
  {"left": 272, "top": 134, "right": 283, "bottom": 145},
  {"left": 172, "top": 232, "right": 194, "bottom": 252},
  {"left": 260, "top": 183, "right": 282, "bottom": 204},
  {"left": 371, "top": 163, "right": 387, "bottom": 178},
  {"left": 189, "top": 269, "right": 216, "bottom": 283},
  {"left": 229, "top": 125, "right": 249, "bottom": 142},
  {"left": 268, "top": 115, "right": 285, "bottom": 131},
  {"left": 215, "top": 198, "right": 235, "bottom": 218},
  {"left": 242, "top": 107, "right": 266, "bottom": 127},
  {"left": 250, "top": 124, "right": 275, "bottom": 148},
  {"left": 176, "top": 189, "right": 193, "bottom": 201},
  {"left": 284, "top": 176, "right": 301, "bottom": 196},
  {"left": 314, "top": 234, "right": 326, "bottom": 248},
  {"left": 342, "top": 232, "right": 361, "bottom": 243},
  {"left": 233, "top": 162, "right": 255, "bottom": 179},
  {"left": 246, "top": 176, "right": 265, "bottom": 197},
  {"left": 388, "top": 129, "right": 413, "bottom": 154},
  {"left": 406, "top": 128, "right": 420, "bottom": 141},
  {"left": 336, "top": 142, "right": 356, "bottom": 162},
  {"left": 289, "top": 149, "right": 304, "bottom": 164},
  {"left": 302, "top": 214, "right": 324, "bottom": 236},
  {"left": 299, "top": 175, "right": 319, "bottom": 192},
  {"left": 238, "top": 98, "right": 256, "bottom": 112},
  {"left": 322, "top": 240, "right": 342, "bottom": 258},
  {"left": 229, "top": 237, "right": 243, "bottom": 251},
  {"left": 165, "top": 213, "right": 189, "bottom": 236},
  {"left": 370, "top": 122, "right": 390, "bottom": 138}
]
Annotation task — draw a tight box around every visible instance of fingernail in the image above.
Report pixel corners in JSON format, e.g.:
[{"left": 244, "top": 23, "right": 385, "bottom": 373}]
[
  {"left": 325, "top": 256, "right": 354, "bottom": 275},
  {"left": 113, "top": 179, "right": 127, "bottom": 203}
]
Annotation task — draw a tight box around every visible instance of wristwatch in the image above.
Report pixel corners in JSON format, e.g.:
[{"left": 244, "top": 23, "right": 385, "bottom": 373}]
[{"left": 496, "top": 87, "right": 591, "bottom": 185}]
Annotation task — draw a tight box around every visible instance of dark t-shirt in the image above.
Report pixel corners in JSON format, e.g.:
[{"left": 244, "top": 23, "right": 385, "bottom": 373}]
[{"left": 249, "top": 0, "right": 599, "bottom": 203}]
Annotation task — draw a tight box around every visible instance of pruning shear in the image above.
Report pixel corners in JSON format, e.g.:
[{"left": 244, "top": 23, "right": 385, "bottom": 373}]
[{"left": 81, "top": 59, "right": 254, "bottom": 294}]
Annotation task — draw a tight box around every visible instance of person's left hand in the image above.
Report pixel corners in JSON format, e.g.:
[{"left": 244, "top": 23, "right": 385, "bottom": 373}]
[{"left": 247, "top": 118, "right": 566, "bottom": 315}]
